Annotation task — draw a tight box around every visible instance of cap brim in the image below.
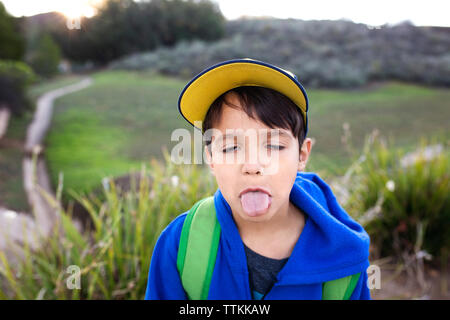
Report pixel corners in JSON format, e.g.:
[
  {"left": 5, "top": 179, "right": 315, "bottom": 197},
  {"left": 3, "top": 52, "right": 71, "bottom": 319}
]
[{"left": 178, "top": 59, "right": 308, "bottom": 132}]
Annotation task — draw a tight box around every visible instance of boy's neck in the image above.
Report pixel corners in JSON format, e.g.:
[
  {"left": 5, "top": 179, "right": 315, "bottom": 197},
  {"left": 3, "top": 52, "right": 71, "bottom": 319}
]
[{"left": 233, "top": 200, "right": 306, "bottom": 260}]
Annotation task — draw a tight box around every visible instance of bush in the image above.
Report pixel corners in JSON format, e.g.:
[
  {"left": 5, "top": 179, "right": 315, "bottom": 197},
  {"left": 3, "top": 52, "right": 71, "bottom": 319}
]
[
  {"left": 0, "top": 59, "right": 36, "bottom": 115},
  {"left": 341, "top": 131, "right": 449, "bottom": 260},
  {"left": 110, "top": 19, "right": 450, "bottom": 88}
]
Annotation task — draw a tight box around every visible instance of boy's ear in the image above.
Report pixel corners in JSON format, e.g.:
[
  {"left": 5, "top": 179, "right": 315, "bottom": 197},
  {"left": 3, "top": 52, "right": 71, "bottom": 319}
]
[{"left": 298, "top": 138, "right": 312, "bottom": 172}]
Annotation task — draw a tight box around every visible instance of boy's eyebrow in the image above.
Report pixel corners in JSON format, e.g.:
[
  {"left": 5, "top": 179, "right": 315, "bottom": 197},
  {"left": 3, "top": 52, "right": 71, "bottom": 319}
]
[
  {"left": 217, "top": 130, "right": 292, "bottom": 141},
  {"left": 266, "top": 130, "right": 291, "bottom": 138}
]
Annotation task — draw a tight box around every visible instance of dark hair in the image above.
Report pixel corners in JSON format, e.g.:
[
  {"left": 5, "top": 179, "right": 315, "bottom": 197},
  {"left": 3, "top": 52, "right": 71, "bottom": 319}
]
[{"left": 202, "top": 86, "right": 306, "bottom": 153}]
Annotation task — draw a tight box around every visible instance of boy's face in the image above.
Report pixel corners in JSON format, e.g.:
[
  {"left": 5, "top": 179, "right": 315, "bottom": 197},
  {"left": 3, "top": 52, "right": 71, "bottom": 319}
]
[{"left": 205, "top": 92, "right": 312, "bottom": 223}]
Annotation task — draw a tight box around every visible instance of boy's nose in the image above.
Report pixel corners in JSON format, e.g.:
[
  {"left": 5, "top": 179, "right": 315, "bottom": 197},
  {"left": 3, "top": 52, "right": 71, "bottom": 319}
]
[{"left": 242, "top": 162, "right": 264, "bottom": 175}]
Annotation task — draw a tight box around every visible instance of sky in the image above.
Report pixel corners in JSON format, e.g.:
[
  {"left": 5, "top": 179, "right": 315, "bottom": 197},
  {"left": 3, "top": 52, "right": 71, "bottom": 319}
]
[{"left": 1, "top": 0, "right": 449, "bottom": 27}]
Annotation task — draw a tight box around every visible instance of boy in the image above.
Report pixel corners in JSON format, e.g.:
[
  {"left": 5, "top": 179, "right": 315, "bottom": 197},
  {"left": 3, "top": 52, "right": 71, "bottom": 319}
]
[{"left": 145, "top": 58, "right": 371, "bottom": 300}]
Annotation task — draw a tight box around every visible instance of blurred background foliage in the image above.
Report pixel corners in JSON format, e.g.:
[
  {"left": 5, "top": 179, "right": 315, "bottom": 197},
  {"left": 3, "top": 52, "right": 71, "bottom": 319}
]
[
  {"left": 41, "top": 0, "right": 226, "bottom": 65},
  {"left": 110, "top": 18, "right": 450, "bottom": 88},
  {"left": 0, "top": 60, "right": 36, "bottom": 115}
]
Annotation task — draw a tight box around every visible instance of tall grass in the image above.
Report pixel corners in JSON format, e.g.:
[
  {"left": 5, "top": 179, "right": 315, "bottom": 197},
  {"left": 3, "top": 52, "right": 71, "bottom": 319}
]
[
  {"left": 338, "top": 130, "right": 449, "bottom": 260},
  {"left": 0, "top": 149, "right": 216, "bottom": 299}
]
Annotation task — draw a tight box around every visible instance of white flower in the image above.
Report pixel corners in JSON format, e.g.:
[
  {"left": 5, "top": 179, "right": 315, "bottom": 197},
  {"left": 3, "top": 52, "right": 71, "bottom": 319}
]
[
  {"left": 386, "top": 180, "right": 395, "bottom": 192},
  {"left": 171, "top": 175, "right": 179, "bottom": 187}
]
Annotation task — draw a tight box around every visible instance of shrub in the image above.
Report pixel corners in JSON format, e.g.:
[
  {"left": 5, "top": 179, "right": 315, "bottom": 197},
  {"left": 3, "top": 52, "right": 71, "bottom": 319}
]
[
  {"left": 341, "top": 131, "right": 449, "bottom": 260},
  {"left": 0, "top": 59, "right": 36, "bottom": 115},
  {"left": 110, "top": 19, "right": 450, "bottom": 88}
]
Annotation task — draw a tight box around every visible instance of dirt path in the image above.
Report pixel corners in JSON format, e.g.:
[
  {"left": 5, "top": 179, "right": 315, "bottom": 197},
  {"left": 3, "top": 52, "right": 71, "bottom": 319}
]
[
  {"left": 24, "top": 78, "right": 92, "bottom": 152},
  {"left": 0, "top": 77, "right": 92, "bottom": 267}
]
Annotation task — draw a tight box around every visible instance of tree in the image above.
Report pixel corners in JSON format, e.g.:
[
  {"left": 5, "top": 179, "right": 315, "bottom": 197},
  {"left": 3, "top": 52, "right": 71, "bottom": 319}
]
[
  {"left": 26, "top": 33, "right": 61, "bottom": 78},
  {"left": 0, "top": 2, "right": 25, "bottom": 60},
  {"left": 50, "top": 0, "right": 226, "bottom": 65}
]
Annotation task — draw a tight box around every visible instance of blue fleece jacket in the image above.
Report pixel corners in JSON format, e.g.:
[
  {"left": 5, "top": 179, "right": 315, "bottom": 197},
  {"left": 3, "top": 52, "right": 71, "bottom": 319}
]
[{"left": 145, "top": 171, "right": 371, "bottom": 300}]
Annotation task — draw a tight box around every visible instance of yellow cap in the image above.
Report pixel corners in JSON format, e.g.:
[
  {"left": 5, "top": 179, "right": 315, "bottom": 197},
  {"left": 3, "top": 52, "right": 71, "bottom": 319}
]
[{"left": 178, "top": 58, "right": 309, "bottom": 136}]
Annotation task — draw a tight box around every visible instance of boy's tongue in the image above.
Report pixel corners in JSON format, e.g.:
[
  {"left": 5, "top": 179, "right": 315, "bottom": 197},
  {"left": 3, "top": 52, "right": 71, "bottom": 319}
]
[{"left": 240, "top": 191, "right": 271, "bottom": 217}]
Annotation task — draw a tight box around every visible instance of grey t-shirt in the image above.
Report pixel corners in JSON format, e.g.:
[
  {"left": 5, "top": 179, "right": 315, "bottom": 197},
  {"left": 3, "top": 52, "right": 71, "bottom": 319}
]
[{"left": 243, "top": 243, "right": 289, "bottom": 300}]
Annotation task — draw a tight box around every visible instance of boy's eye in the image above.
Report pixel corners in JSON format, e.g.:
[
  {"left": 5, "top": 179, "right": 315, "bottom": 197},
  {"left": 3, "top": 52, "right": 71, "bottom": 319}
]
[
  {"left": 222, "top": 145, "right": 285, "bottom": 152},
  {"left": 222, "top": 145, "right": 240, "bottom": 153},
  {"left": 267, "top": 145, "right": 285, "bottom": 150}
]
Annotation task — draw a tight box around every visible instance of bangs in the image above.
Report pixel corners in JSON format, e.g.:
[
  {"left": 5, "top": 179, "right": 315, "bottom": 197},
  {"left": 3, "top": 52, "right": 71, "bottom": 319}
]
[{"left": 202, "top": 86, "right": 305, "bottom": 149}]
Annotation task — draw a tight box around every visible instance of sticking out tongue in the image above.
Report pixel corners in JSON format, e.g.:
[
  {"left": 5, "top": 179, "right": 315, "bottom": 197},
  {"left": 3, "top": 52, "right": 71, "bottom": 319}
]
[{"left": 240, "top": 191, "right": 271, "bottom": 217}]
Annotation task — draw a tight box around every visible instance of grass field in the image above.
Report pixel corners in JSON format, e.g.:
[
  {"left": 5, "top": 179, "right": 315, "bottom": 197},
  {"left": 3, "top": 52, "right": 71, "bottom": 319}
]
[
  {"left": 307, "top": 82, "right": 450, "bottom": 170},
  {"left": 1, "top": 70, "right": 449, "bottom": 208},
  {"left": 44, "top": 70, "right": 193, "bottom": 202}
]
